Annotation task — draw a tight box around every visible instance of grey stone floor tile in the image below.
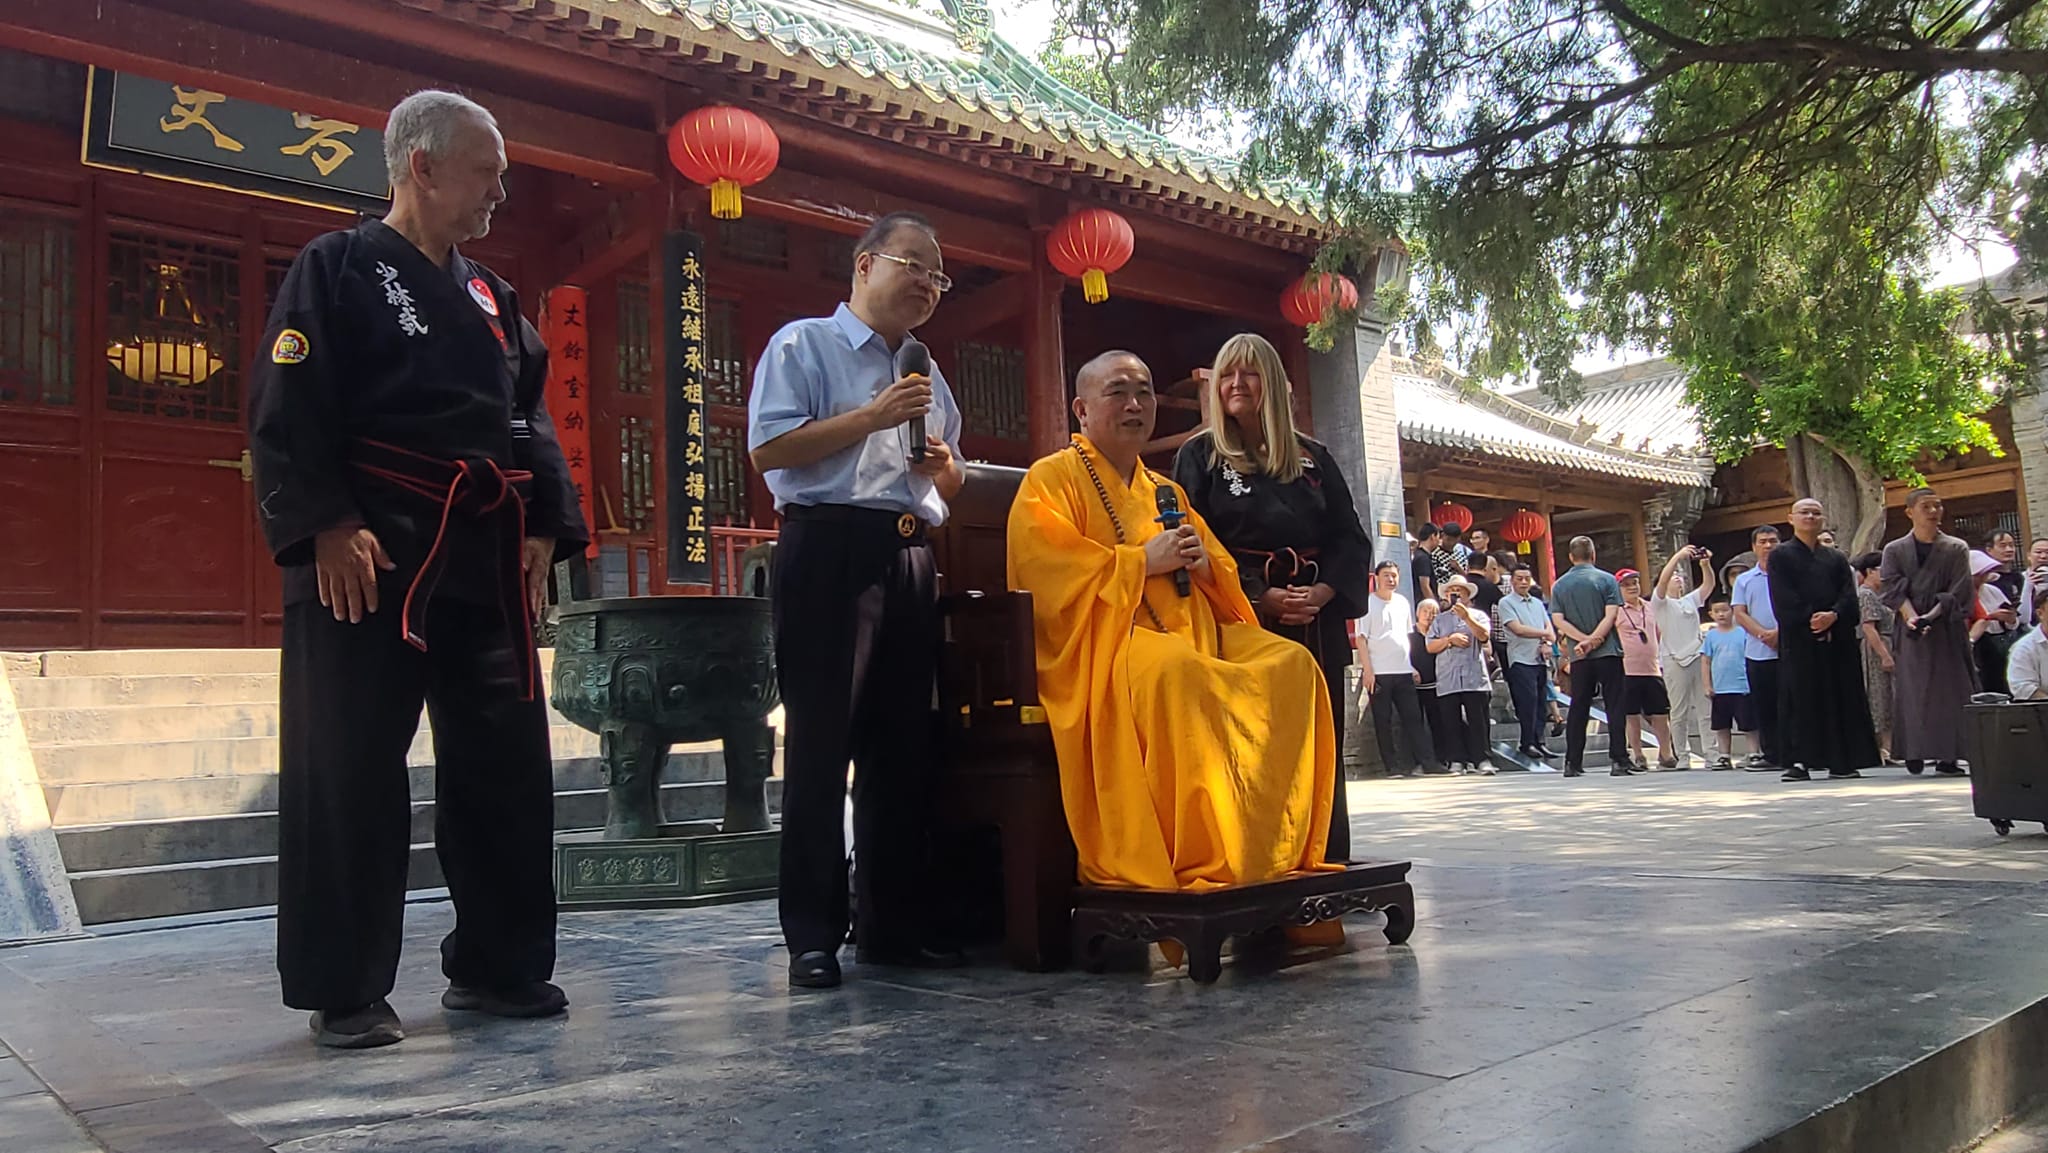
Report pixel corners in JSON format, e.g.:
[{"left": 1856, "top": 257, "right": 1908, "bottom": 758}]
[
  {"left": 0, "top": 1090, "right": 104, "bottom": 1153},
  {"left": 0, "top": 1053, "right": 46, "bottom": 1101},
  {"left": 75, "top": 1092, "right": 269, "bottom": 1153}
]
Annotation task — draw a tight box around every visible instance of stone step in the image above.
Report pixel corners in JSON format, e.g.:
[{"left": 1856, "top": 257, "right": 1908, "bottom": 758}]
[
  {"left": 8, "top": 672, "right": 281, "bottom": 711},
  {"left": 41, "top": 747, "right": 737, "bottom": 826},
  {"left": 27, "top": 718, "right": 617, "bottom": 786},
  {"left": 54, "top": 778, "right": 785, "bottom": 873},
  {"left": 20, "top": 702, "right": 283, "bottom": 745},
  {"left": 68, "top": 845, "right": 448, "bottom": 925},
  {"left": 26, "top": 649, "right": 283, "bottom": 677}
]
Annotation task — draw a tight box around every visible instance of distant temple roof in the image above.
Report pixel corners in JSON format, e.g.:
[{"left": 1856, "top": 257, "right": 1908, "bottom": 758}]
[
  {"left": 1397, "top": 366, "right": 1712, "bottom": 487},
  {"left": 1506, "top": 358, "right": 1707, "bottom": 460},
  {"left": 476, "top": 0, "right": 1327, "bottom": 244}
]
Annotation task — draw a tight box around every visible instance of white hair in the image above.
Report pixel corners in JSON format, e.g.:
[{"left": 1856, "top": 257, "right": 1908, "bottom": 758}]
[{"left": 384, "top": 90, "right": 498, "bottom": 187}]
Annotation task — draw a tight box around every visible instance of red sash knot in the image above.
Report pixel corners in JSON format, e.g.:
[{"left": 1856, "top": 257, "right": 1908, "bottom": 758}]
[{"left": 349, "top": 438, "right": 540, "bottom": 701}]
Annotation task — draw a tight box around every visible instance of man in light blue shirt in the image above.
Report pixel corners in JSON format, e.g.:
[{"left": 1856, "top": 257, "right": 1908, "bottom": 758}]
[
  {"left": 745, "top": 211, "right": 966, "bottom": 992},
  {"left": 1496, "top": 565, "right": 1558, "bottom": 759},
  {"left": 1730, "top": 524, "right": 1783, "bottom": 767}
]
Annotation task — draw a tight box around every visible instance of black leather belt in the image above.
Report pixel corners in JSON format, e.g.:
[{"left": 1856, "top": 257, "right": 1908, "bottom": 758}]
[{"left": 782, "top": 503, "right": 929, "bottom": 543}]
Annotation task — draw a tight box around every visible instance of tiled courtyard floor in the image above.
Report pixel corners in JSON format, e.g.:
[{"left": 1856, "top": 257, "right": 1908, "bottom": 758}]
[{"left": 3, "top": 768, "right": 2044, "bottom": 1152}]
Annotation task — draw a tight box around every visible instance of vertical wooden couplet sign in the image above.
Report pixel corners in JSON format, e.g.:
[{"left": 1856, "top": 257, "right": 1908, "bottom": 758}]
[
  {"left": 540, "top": 285, "right": 596, "bottom": 558},
  {"left": 663, "top": 231, "right": 712, "bottom": 586}
]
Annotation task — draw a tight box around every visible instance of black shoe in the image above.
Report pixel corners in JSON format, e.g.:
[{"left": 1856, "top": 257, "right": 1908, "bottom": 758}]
[
  {"left": 309, "top": 999, "right": 404, "bottom": 1049},
  {"left": 1610, "top": 763, "right": 1637, "bottom": 777},
  {"left": 1550, "top": 722, "right": 1566, "bottom": 738},
  {"left": 1714, "top": 756, "right": 1734, "bottom": 771},
  {"left": 1905, "top": 760, "right": 1925, "bottom": 776},
  {"left": 1781, "top": 767, "right": 1811, "bottom": 782},
  {"left": 1528, "top": 744, "right": 1558, "bottom": 759},
  {"left": 789, "top": 950, "right": 843, "bottom": 989},
  {"left": 1828, "top": 770, "right": 1863, "bottom": 779},
  {"left": 855, "top": 944, "right": 968, "bottom": 970},
  {"left": 441, "top": 981, "right": 568, "bottom": 1018},
  {"left": 1936, "top": 762, "right": 1968, "bottom": 777},
  {"left": 1562, "top": 766, "right": 1584, "bottom": 777}
]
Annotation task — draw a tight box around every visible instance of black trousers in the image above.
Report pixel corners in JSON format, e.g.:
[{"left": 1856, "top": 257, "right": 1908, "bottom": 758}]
[
  {"left": 1747, "top": 658, "right": 1782, "bottom": 764},
  {"left": 277, "top": 597, "right": 556, "bottom": 1011},
  {"left": 1369, "top": 672, "right": 1440, "bottom": 775},
  {"left": 771, "top": 507, "right": 940, "bottom": 957},
  {"left": 1442, "top": 689, "right": 1492, "bottom": 764},
  {"left": 1266, "top": 611, "right": 1353, "bottom": 863},
  {"left": 1505, "top": 662, "right": 1546, "bottom": 750},
  {"left": 1566, "top": 654, "right": 1629, "bottom": 770}
]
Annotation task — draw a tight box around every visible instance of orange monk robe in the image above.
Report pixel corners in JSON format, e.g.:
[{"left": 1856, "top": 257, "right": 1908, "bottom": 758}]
[{"left": 1006, "top": 435, "right": 1338, "bottom": 891}]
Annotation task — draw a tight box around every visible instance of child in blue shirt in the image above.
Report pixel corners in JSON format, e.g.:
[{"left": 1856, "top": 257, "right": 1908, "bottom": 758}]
[{"left": 1699, "top": 599, "right": 1753, "bottom": 769}]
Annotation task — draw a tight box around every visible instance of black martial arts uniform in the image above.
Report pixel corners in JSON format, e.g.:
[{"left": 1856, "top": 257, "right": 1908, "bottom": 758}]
[
  {"left": 1174, "top": 431, "right": 1372, "bottom": 862},
  {"left": 249, "top": 220, "right": 587, "bottom": 1012},
  {"left": 1768, "top": 538, "right": 1881, "bottom": 774}
]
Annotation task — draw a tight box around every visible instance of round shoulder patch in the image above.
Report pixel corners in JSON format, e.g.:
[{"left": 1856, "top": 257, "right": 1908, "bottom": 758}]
[
  {"left": 467, "top": 277, "right": 499, "bottom": 317},
  {"left": 271, "top": 328, "right": 310, "bottom": 365}
]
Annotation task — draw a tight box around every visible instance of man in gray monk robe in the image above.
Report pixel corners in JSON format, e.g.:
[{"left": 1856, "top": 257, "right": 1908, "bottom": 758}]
[{"left": 1879, "top": 486, "right": 1973, "bottom": 777}]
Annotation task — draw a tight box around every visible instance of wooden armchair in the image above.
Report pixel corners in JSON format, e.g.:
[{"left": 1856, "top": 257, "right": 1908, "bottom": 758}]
[{"left": 930, "top": 463, "right": 1078, "bottom": 971}]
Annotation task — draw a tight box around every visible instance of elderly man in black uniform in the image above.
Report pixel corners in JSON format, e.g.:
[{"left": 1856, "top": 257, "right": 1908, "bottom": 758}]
[{"left": 249, "top": 90, "right": 587, "bottom": 1048}]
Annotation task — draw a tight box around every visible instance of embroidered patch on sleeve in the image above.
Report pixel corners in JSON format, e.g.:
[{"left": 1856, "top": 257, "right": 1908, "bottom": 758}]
[{"left": 271, "top": 328, "right": 311, "bottom": 364}]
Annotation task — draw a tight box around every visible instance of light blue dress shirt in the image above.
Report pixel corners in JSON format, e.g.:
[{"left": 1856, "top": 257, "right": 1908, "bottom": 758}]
[
  {"left": 746, "top": 304, "right": 964, "bottom": 526},
  {"left": 1495, "top": 592, "right": 1552, "bottom": 667},
  {"left": 1731, "top": 567, "right": 1778, "bottom": 662}
]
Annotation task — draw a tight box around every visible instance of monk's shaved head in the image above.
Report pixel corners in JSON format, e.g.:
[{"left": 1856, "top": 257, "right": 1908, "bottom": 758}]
[{"left": 1076, "top": 350, "right": 1147, "bottom": 397}]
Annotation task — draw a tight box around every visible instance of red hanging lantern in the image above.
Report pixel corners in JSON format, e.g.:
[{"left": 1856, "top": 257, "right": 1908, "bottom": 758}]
[
  {"left": 1280, "top": 272, "right": 1359, "bottom": 327},
  {"left": 1046, "top": 208, "right": 1134, "bottom": 303},
  {"left": 667, "top": 105, "right": 780, "bottom": 220},
  {"left": 1431, "top": 501, "right": 1473, "bottom": 534},
  {"left": 1500, "top": 508, "right": 1549, "bottom": 556}
]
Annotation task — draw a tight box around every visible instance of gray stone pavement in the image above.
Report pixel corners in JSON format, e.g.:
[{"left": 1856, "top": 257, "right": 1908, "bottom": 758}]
[{"left": 1, "top": 768, "right": 2044, "bottom": 1153}]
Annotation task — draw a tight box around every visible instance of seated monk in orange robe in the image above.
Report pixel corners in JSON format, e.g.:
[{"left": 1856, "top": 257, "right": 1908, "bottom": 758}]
[{"left": 1006, "top": 350, "right": 1339, "bottom": 892}]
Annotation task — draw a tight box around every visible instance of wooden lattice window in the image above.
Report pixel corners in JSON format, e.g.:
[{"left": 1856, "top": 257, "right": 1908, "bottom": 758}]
[
  {"left": 618, "top": 414, "right": 656, "bottom": 534},
  {"left": 104, "top": 230, "right": 240, "bottom": 423},
  {"left": 0, "top": 210, "right": 76, "bottom": 407},
  {"left": 706, "top": 420, "right": 748, "bottom": 524},
  {"left": 716, "top": 217, "right": 788, "bottom": 270},
  {"left": 705, "top": 297, "right": 747, "bottom": 407},
  {"left": 615, "top": 280, "right": 653, "bottom": 395},
  {"left": 822, "top": 235, "right": 856, "bottom": 283},
  {"left": 955, "top": 341, "right": 1027, "bottom": 441}
]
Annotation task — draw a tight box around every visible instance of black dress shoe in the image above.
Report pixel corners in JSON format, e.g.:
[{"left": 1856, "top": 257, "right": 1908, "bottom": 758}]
[
  {"left": 1905, "top": 759, "right": 1925, "bottom": 775},
  {"left": 442, "top": 981, "right": 568, "bottom": 1018},
  {"left": 1609, "top": 762, "right": 1637, "bottom": 777},
  {"left": 1828, "top": 770, "right": 1863, "bottom": 779},
  {"left": 1562, "top": 766, "right": 1584, "bottom": 778},
  {"left": 1781, "top": 766, "right": 1812, "bottom": 781},
  {"left": 789, "top": 950, "right": 842, "bottom": 989},
  {"left": 855, "top": 944, "right": 968, "bottom": 970},
  {"left": 1936, "top": 762, "right": 1968, "bottom": 777},
  {"left": 1530, "top": 744, "right": 1558, "bottom": 759}
]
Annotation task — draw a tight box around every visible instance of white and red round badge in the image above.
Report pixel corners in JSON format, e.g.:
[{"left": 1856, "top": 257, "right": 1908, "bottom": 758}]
[{"left": 466, "top": 277, "right": 499, "bottom": 317}]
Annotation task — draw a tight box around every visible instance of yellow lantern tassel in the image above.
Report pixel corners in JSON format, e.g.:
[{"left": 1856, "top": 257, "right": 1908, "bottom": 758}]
[
  {"left": 1517, "top": 541, "right": 1531, "bottom": 554},
  {"left": 710, "top": 178, "right": 743, "bottom": 219},
  {"left": 1082, "top": 267, "right": 1109, "bottom": 303}
]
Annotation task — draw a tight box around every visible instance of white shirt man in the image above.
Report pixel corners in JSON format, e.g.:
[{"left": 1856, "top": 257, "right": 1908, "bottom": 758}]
[
  {"left": 2010, "top": 592, "right": 2048, "bottom": 701},
  {"left": 1356, "top": 562, "right": 1442, "bottom": 776},
  {"left": 1652, "top": 546, "right": 1716, "bottom": 760}
]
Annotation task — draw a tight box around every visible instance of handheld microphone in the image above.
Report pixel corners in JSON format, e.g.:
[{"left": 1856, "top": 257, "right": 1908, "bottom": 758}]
[
  {"left": 894, "top": 338, "right": 930, "bottom": 462},
  {"left": 1155, "top": 487, "right": 1192, "bottom": 597}
]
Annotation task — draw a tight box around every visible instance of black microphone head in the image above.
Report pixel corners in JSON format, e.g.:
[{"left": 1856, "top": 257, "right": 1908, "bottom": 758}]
[
  {"left": 1155, "top": 486, "right": 1182, "bottom": 516},
  {"left": 895, "top": 338, "right": 931, "bottom": 377}
]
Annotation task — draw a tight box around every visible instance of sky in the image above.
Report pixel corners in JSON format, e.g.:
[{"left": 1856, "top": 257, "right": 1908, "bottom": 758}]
[{"left": 983, "top": 0, "right": 2022, "bottom": 373}]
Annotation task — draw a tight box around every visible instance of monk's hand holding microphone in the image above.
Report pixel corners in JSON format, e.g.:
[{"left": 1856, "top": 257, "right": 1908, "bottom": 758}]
[{"left": 1143, "top": 522, "right": 1206, "bottom": 583}]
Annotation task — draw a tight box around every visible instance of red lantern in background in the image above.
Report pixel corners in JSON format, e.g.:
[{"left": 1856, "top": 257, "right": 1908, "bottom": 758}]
[
  {"left": 1280, "top": 272, "right": 1359, "bottom": 327},
  {"left": 1047, "top": 208, "right": 1134, "bottom": 303},
  {"left": 1500, "top": 508, "right": 1548, "bottom": 556},
  {"left": 667, "top": 105, "right": 780, "bottom": 220},
  {"left": 1431, "top": 501, "right": 1473, "bottom": 534}
]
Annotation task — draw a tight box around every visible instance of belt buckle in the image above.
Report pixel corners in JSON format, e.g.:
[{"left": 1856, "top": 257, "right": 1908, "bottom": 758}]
[{"left": 896, "top": 513, "right": 917, "bottom": 539}]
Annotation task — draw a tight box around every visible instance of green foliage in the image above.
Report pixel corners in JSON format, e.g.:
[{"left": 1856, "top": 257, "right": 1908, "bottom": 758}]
[{"left": 1041, "top": 0, "right": 2045, "bottom": 473}]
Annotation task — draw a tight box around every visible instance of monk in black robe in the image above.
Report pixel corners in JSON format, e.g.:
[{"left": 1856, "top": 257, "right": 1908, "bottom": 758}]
[
  {"left": 1173, "top": 333, "right": 1371, "bottom": 862},
  {"left": 1768, "top": 498, "right": 1879, "bottom": 780},
  {"left": 249, "top": 92, "right": 586, "bottom": 1048}
]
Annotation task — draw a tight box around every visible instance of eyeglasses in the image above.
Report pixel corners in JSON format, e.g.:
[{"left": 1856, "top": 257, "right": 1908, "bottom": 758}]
[{"left": 867, "top": 251, "right": 953, "bottom": 293}]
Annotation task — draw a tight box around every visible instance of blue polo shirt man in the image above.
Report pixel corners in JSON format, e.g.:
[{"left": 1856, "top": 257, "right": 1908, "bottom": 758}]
[
  {"left": 1730, "top": 525, "right": 1783, "bottom": 765},
  {"left": 745, "top": 211, "right": 966, "bottom": 991}
]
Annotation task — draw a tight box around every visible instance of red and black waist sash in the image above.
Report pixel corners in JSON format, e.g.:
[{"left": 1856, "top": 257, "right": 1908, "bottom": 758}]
[
  {"left": 1230, "top": 545, "right": 1321, "bottom": 588},
  {"left": 348, "top": 438, "right": 539, "bottom": 701}
]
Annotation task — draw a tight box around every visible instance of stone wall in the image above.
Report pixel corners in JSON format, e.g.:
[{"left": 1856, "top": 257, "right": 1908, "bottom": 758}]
[
  {"left": 2013, "top": 378, "right": 2048, "bottom": 544},
  {"left": 1308, "top": 311, "right": 1409, "bottom": 776}
]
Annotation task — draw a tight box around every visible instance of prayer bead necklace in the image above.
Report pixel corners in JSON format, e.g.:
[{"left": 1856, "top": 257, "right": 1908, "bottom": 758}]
[{"left": 1072, "top": 441, "right": 1169, "bottom": 633}]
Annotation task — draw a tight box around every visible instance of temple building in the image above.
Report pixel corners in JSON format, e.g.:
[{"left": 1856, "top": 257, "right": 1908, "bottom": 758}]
[{"left": 0, "top": 0, "right": 1411, "bottom": 651}]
